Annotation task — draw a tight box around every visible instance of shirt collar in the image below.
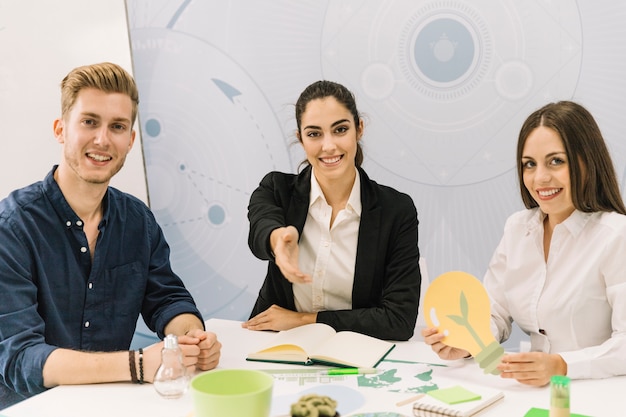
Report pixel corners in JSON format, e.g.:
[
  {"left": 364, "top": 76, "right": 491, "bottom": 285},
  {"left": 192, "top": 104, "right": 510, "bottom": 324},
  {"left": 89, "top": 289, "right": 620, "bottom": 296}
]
[
  {"left": 309, "top": 168, "right": 362, "bottom": 216},
  {"left": 560, "top": 209, "right": 591, "bottom": 236},
  {"left": 528, "top": 208, "right": 591, "bottom": 237},
  {"left": 43, "top": 165, "right": 110, "bottom": 229}
]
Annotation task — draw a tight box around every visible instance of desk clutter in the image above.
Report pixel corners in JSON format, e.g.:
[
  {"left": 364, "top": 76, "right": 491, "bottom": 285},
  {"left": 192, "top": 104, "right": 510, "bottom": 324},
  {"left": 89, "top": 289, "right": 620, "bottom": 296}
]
[
  {"left": 265, "top": 360, "right": 505, "bottom": 417},
  {"left": 4, "top": 319, "right": 620, "bottom": 417}
]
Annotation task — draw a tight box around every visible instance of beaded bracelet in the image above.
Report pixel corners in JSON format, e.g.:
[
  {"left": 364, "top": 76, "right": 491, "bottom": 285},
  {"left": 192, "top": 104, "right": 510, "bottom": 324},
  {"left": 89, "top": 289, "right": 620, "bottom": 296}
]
[
  {"left": 129, "top": 350, "right": 138, "bottom": 383},
  {"left": 138, "top": 348, "right": 144, "bottom": 384}
]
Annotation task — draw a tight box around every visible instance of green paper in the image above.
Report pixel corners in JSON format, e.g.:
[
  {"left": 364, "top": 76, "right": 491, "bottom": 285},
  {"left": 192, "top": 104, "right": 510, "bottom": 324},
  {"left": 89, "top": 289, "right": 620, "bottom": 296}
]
[
  {"left": 426, "top": 385, "right": 481, "bottom": 405},
  {"left": 524, "top": 407, "right": 593, "bottom": 417}
]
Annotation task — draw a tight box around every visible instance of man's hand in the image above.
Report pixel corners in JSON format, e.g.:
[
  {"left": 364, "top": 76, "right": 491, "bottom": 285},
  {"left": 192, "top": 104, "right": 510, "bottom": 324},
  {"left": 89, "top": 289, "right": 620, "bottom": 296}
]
[{"left": 178, "top": 329, "right": 221, "bottom": 371}]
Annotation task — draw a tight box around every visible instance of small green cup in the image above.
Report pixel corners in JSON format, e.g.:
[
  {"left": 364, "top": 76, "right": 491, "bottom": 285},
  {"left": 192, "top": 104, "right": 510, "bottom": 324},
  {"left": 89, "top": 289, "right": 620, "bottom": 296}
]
[{"left": 191, "top": 369, "right": 273, "bottom": 417}]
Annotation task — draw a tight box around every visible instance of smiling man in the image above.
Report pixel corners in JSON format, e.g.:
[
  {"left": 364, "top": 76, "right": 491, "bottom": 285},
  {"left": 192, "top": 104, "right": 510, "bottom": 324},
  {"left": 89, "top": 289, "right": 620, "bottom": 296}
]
[{"left": 0, "top": 62, "right": 221, "bottom": 408}]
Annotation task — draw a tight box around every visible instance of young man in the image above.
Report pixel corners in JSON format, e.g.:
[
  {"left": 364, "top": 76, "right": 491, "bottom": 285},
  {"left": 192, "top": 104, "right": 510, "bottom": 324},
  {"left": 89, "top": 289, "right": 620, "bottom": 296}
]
[{"left": 0, "top": 62, "right": 221, "bottom": 407}]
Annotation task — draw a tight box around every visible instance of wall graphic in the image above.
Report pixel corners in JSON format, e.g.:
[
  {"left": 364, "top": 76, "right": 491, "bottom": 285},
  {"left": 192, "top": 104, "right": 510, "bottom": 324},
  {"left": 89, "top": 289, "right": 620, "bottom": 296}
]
[
  {"left": 0, "top": 0, "right": 147, "bottom": 202},
  {"left": 125, "top": 0, "right": 626, "bottom": 333},
  {"left": 129, "top": 27, "right": 290, "bottom": 320}
]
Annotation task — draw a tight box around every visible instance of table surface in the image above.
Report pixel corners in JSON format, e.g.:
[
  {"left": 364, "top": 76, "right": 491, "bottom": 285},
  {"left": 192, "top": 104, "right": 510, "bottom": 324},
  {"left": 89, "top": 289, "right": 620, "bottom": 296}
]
[{"left": 2, "top": 318, "right": 620, "bottom": 417}]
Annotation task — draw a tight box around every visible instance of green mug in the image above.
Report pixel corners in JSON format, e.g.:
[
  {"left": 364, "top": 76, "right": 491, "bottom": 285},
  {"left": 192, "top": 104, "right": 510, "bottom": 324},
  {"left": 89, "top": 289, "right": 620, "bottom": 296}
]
[{"left": 191, "top": 369, "right": 274, "bottom": 417}]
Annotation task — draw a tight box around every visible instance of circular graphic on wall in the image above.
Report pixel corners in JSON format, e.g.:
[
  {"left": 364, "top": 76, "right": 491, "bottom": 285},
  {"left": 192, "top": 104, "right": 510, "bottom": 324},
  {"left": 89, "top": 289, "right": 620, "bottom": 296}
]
[
  {"left": 321, "top": 0, "right": 582, "bottom": 185},
  {"left": 131, "top": 28, "right": 290, "bottom": 319},
  {"left": 403, "top": 9, "right": 490, "bottom": 97},
  {"left": 127, "top": 0, "right": 626, "bottom": 330}
]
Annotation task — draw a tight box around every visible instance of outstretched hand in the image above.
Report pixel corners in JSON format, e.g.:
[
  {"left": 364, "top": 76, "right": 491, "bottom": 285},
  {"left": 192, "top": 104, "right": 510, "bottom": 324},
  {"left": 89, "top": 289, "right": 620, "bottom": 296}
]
[
  {"left": 421, "top": 327, "right": 470, "bottom": 360},
  {"left": 271, "top": 226, "right": 312, "bottom": 284}
]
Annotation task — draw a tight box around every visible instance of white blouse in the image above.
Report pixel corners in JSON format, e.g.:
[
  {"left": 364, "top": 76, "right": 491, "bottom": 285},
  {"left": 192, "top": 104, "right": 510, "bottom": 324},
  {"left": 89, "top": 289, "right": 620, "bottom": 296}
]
[
  {"left": 484, "top": 208, "right": 626, "bottom": 379},
  {"left": 293, "top": 169, "right": 361, "bottom": 313}
]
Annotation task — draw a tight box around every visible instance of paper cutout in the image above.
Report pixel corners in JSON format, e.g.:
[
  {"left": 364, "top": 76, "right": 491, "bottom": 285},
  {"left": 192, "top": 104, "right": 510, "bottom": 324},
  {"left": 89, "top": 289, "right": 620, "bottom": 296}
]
[
  {"left": 427, "top": 385, "right": 481, "bottom": 404},
  {"left": 423, "top": 271, "right": 504, "bottom": 375}
]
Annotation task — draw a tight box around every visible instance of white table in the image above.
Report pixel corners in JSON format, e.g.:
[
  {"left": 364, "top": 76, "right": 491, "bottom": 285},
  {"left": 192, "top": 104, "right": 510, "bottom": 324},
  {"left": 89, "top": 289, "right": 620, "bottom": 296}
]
[{"left": 2, "top": 319, "right": 620, "bottom": 416}]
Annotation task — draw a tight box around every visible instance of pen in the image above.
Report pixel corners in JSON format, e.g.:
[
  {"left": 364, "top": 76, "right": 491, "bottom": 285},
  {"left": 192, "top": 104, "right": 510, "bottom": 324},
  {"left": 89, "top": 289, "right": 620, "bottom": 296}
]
[{"left": 320, "top": 367, "right": 378, "bottom": 375}]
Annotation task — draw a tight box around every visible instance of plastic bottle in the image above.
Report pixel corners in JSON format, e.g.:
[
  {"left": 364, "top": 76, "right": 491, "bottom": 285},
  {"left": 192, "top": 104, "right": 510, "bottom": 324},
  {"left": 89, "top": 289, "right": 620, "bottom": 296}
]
[
  {"left": 153, "top": 334, "right": 189, "bottom": 399},
  {"left": 549, "top": 375, "right": 570, "bottom": 417}
]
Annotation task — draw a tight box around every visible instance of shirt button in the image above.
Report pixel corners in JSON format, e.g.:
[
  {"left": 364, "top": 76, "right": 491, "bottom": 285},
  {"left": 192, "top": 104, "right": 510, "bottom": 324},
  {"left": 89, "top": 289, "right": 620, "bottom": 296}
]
[
  {"left": 80, "top": 247, "right": 88, "bottom": 253},
  {"left": 76, "top": 220, "right": 83, "bottom": 227},
  {"left": 66, "top": 221, "right": 71, "bottom": 227},
  {"left": 88, "top": 282, "right": 93, "bottom": 289},
  {"left": 84, "top": 321, "right": 90, "bottom": 328}
]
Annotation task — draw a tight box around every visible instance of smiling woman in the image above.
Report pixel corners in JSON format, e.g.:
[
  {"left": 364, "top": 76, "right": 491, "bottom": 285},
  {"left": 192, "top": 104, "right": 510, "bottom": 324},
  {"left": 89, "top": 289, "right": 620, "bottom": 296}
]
[
  {"left": 242, "top": 80, "right": 422, "bottom": 341},
  {"left": 516, "top": 101, "right": 626, "bottom": 217},
  {"left": 422, "top": 101, "right": 626, "bottom": 387},
  {"left": 520, "top": 126, "right": 575, "bottom": 231}
]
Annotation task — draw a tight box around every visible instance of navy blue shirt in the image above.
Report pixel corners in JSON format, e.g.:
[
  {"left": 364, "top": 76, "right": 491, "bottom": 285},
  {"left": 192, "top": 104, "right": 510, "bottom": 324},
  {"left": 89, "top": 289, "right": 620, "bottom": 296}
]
[{"left": 0, "top": 166, "right": 202, "bottom": 399}]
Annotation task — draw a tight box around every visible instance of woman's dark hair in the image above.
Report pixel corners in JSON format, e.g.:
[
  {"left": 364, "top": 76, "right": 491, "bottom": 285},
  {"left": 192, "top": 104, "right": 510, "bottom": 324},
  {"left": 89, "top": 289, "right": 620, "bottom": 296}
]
[
  {"left": 516, "top": 101, "right": 626, "bottom": 214},
  {"left": 295, "top": 80, "right": 363, "bottom": 167}
]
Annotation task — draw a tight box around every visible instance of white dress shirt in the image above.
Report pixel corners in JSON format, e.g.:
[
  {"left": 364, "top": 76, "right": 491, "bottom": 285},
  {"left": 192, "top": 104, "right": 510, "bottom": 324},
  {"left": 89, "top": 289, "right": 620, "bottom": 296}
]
[
  {"left": 293, "top": 169, "right": 361, "bottom": 313},
  {"left": 484, "top": 208, "right": 626, "bottom": 379}
]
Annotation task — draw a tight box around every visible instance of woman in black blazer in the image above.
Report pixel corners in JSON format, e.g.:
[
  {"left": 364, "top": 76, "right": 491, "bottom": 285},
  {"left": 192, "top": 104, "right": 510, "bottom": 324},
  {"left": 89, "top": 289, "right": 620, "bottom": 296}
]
[{"left": 242, "top": 81, "right": 422, "bottom": 341}]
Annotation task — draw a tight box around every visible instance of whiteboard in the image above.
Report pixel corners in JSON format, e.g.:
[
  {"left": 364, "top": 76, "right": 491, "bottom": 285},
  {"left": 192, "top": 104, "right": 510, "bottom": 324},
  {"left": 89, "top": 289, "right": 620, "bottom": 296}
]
[{"left": 0, "top": 0, "right": 148, "bottom": 202}]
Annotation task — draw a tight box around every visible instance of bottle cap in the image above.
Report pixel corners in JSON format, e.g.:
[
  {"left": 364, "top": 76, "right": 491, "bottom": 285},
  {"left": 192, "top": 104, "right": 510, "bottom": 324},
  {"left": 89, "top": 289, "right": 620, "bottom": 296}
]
[
  {"left": 163, "top": 334, "right": 179, "bottom": 349},
  {"left": 550, "top": 375, "right": 570, "bottom": 386}
]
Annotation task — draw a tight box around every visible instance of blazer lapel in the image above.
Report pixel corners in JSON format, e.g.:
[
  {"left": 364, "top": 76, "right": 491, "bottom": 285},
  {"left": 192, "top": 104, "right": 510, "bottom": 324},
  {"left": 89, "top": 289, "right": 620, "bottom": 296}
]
[
  {"left": 287, "top": 166, "right": 312, "bottom": 237},
  {"left": 353, "top": 168, "right": 381, "bottom": 307}
]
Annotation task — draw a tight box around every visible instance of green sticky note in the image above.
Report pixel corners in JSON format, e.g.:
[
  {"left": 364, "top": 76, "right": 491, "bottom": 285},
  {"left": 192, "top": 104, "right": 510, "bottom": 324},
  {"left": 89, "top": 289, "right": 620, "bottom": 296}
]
[
  {"left": 524, "top": 408, "right": 549, "bottom": 417},
  {"left": 524, "top": 407, "right": 593, "bottom": 417},
  {"left": 427, "top": 385, "right": 481, "bottom": 405}
]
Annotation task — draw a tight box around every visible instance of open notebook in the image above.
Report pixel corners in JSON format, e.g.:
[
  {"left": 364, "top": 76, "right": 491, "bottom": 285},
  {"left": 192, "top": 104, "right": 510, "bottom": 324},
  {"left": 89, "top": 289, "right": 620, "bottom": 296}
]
[{"left": 246, "top": 323, "right": 395, "bottom": 368}]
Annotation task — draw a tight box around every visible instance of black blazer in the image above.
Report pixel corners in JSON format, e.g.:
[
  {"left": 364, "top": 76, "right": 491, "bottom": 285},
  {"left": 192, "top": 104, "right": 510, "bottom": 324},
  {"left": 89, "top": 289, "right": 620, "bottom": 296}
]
[{"left": 247, "top": 166, "right": 421, "bottom": 340}]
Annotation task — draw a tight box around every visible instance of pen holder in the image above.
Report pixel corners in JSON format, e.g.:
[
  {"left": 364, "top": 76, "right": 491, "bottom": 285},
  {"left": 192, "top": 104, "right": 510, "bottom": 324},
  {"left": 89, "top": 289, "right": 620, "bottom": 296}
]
[{"left": 549, "top": 375, "right": 570, "bottom": 417}]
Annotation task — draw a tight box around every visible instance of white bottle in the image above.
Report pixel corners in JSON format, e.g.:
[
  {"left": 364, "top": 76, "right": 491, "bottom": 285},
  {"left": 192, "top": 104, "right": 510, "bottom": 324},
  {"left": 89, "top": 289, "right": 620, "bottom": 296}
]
[{"left": 153, "top": 334, "right": 189, "bottom": 399}]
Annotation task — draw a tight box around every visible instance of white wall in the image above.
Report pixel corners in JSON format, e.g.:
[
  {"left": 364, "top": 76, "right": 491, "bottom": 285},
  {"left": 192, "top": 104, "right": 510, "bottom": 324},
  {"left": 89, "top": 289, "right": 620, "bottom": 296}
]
[{"left": 0, "top": 0, "right": 147, "bottom": 202}]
